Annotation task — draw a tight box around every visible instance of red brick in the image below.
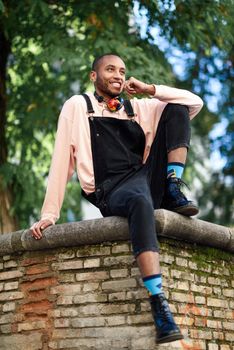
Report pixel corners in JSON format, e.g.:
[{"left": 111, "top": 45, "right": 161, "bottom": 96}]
[
  {"left": 21, "top": 256, "right": 55, "bottom": 267},
  {"left": 26, "top": 289, "right": 51, "bottom": 302},
  {"left": 23, "top": 315, "right": 48, "bottom": 322},
  {"left": 20, "top": 277, "right": 58, "bottom": 292},
  {"left": 26, "top": 265, "right": 50, "bottom": 275},
  {"left": 20, "top": 300, "right": 53, "bottom": 315}
]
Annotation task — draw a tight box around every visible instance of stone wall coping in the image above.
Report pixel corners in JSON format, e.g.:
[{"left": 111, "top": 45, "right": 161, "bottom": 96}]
[{"left": 0, "top": 209, "right": 233, "bottom": 256}]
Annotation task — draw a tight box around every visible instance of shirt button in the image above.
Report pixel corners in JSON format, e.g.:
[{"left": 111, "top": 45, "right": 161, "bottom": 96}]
[{"left": 96, "top": 133, "right": 100, "bottom": 136}]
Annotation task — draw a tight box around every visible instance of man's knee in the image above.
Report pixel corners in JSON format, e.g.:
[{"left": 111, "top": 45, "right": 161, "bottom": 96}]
[
  {"left": 164, "top": 103, "right": 191, "bottom": 151},
  {"left": 128, "top": 195, "right": 154, "bottom": 214},
  {"left": 166, "top": 103, "right": 189, "bottom": 117}
]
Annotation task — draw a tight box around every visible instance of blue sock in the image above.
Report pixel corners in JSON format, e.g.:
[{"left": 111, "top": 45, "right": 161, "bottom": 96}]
[
  {"left": 167, "top": 162, "right": 184, "bottom": 179},
  {"left": 143, "top": 274, "right": 162, "bottom": 296}
]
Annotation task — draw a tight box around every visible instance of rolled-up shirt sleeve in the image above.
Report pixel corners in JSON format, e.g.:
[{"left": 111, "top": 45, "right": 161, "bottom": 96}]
[
  {"left": 40, "top": 100, "right": 76, "bottom": 224},
  {"left": 153, "top": 84, "right": 204, "bottom": 119}
]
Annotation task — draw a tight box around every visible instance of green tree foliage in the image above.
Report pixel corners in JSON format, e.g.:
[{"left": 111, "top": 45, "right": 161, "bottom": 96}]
[
  {"left": 0, "top": 0, "right": 233, "bottom": 232},
  {"left": 137, "top": 0, "right": 234, "bottom": 224}
]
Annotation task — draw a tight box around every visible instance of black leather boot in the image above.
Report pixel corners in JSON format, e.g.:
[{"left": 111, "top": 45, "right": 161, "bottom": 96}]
[
  {"left": 162, "top": 177, "right": 199, "bottom": 216},
  {"left": 150, "top": 293, "right": 183, "bottom": 344}
]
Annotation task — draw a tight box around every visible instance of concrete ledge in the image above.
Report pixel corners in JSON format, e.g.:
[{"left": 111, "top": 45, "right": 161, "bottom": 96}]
[{"left": 0, "top": 209, "right": 233, "bottom": 256}]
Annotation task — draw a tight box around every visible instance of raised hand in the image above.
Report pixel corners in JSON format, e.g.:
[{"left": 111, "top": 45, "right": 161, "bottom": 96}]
[{"left": 124, "top": 77, "right": 155, "bottom": 96}]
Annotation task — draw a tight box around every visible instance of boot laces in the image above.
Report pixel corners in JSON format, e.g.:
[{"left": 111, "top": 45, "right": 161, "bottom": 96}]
[
  {"left": 177, "top": 178, "right": 190, "bottom": 190},
  {"left": 159, "top": 298, "right": 174, "bottom": 322},
  {"left": 171, "top": 178, "right": 190, "bottom": 199}
]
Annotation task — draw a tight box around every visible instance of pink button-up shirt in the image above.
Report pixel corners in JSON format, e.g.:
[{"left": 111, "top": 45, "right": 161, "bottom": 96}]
[{"left": 40, "top": 85, "right": 203, "bottom": 224}]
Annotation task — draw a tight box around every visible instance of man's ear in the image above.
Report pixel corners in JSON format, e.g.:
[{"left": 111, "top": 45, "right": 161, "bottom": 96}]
[{"left": 90, "top": 71, "right": 97, "bottom": 83}]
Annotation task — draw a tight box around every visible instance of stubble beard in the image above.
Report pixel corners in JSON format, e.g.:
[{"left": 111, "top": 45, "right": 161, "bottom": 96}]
[{"left": 96, "top": 77, "right": 121, "bottom": 99}]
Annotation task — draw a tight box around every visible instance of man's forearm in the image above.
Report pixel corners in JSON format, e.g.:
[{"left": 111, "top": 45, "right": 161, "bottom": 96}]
[{"left": 144, "top": 84, "right": 156, "bottom": 96}]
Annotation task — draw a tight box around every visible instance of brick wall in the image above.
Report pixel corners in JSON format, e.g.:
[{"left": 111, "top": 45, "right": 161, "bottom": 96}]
[{"left": 0, "top": 237, "right": 233, "bottom": 350}]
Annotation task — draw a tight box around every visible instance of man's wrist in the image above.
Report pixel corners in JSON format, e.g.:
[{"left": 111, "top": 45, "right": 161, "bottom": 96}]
[{"left": 143, "top": 84, "right": 156, "bottom": 96}]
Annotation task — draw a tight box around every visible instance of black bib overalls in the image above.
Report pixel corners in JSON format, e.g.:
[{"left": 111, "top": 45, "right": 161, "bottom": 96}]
[
  {"left": 82, "top": 95, "right": 191, "bottom": 257},
  {"left": 81, "top": 94, "right": 146, "bottom": 212}
]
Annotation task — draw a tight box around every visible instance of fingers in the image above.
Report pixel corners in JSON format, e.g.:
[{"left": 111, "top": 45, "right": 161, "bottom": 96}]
[
  {"left": 124, "top": 77, "right": 134, "bottom": 88},
  {"left": 124, "top": 77, "right": 144, "bottom": 95},
  {"left": 124, "top": 80, "right": 136, "bottom": 95},
  {"left": 125, "top": 86, "right": 137, "bottom": 94},
  {"left": 30, "top": 220, "right": 52, "bottom": 240},
  {"left": 30, "top": 222, "right": 43, "bottom": 240}
]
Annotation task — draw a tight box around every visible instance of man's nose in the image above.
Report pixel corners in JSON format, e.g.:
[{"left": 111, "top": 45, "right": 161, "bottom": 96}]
[{"left": 113, "top": 71, "right": 123, "bottom": 80}]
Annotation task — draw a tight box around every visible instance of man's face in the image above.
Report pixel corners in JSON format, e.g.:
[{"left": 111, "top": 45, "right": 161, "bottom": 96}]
[{"left": 91, "top": 55, "right": 126, "bottom": 99}]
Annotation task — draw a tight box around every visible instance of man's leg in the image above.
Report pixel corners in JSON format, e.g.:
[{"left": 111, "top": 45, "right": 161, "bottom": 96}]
[
  {"left": 135, "top": 249, "right": 183, "bottom": 344},
  {"left": 168, "top": 147, "right": 187, "bottom": 164},
  {"left": 136, "top": 251, "right": 160, "bottom": 276},
  {"left": 163, "top": 104, "right": 199, "bottom": 215},
  {"left": 147, "top": 103, "right": 198, "bottom": 215},
  {"left": 106, "top": 172, "right": 183, "bottom": 344},
  {"left": 128, "top": 104, "right": 197, "bottom": 344}
]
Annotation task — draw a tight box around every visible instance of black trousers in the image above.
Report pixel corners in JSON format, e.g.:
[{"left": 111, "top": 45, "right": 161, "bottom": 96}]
[{"left": 104, "top": 104, "right": 191, "bottom": 257}]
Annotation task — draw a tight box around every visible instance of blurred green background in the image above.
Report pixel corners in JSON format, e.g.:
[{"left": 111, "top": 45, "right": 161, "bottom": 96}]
[{"left": 0, "top": 0, "right": 233, "bottom": 233}]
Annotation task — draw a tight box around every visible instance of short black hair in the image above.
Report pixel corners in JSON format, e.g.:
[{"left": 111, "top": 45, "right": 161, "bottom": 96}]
[{"left": 91, "top": 53, "right": 123, "bottom": 71}]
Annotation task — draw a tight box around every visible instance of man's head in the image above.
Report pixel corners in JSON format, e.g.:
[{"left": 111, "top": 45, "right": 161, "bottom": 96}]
[{"left": 90, "top": 53, "right": 126, "bottom": 100}]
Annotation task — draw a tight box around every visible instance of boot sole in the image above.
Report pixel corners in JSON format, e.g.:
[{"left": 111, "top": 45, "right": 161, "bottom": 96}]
[
  {"left": 172, "top": 205, "right": 199, "bottom": 216},
  {"left": 156, "top": 332, "right": 184, "bottom": 344}
]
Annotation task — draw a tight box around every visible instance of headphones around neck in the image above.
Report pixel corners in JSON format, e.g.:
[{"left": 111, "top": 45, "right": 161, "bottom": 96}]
[{"left": 94, "top": 91, "right": 123, "bottom": 112}]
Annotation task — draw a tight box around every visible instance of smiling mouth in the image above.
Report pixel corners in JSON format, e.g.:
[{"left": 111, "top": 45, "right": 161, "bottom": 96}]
[{"left": 110, "top": 82, "right": 122, "bottom": 88}]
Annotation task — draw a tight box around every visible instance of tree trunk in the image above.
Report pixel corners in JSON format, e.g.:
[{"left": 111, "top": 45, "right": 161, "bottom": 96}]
[
  {"left": 0, "top": 24, "right": 18, "bottom": 233},
  {"left": 0, "top": 185, "right": 18, "bottom": 233}
]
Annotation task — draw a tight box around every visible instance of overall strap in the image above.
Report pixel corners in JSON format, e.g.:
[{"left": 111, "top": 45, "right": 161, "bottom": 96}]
[
  {"left": 82, "top": 94, "right": 95, "bottom": 114},
  {"left": 123, "top": 99, "right": 135, "bottom": 117},
  {"left": 82, "top": 93, "right": 135, "bottom": 117}
]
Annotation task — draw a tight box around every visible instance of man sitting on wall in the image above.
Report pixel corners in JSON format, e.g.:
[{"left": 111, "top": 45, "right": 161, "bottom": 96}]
[{"left": 30, "top": 53, "right": 203, "bottom": 344}]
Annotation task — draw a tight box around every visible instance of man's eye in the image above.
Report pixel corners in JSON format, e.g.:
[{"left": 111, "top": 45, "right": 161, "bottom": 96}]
[{"left": 107, "top": 68, "right": 113, "bottom": 71}]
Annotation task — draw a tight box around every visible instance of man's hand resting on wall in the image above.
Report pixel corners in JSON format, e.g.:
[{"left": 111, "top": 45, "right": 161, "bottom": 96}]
[{"left": 30, "top": 219, "right": 53, "bottom": 240}]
